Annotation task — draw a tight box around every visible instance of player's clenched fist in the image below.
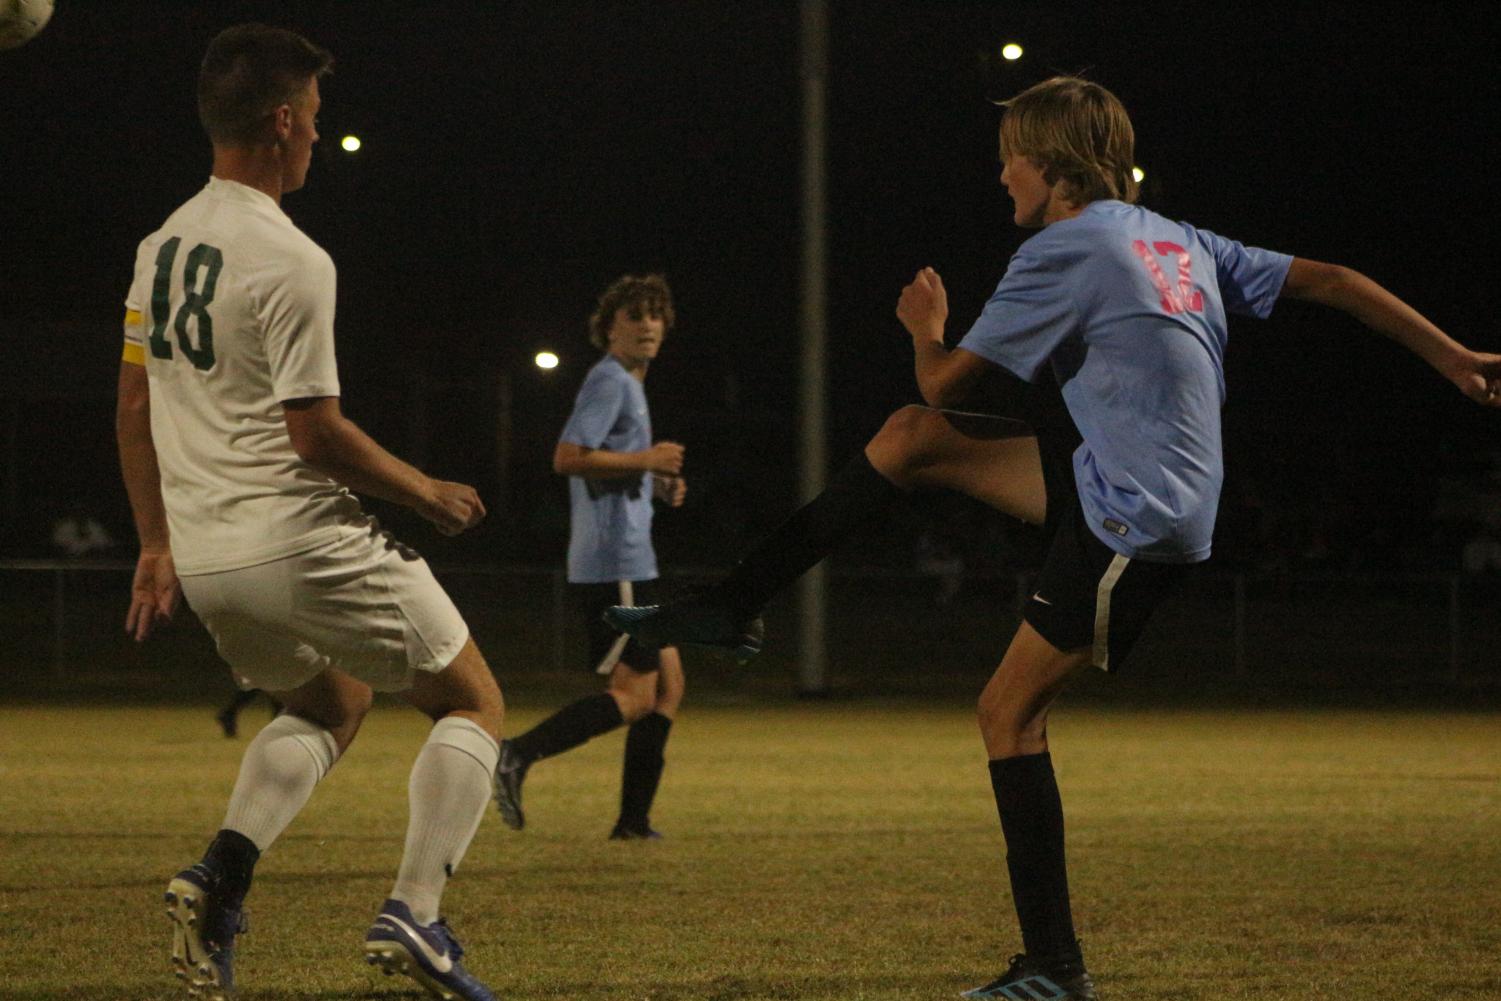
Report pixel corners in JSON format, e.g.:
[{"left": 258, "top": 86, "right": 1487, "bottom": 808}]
[
  {"left": 1450, "top": 351, "right": 1501, "bottom": 407},
  {"left": 654, "top": 474, "right": 688, "bottom": 508},
  {"left": 897, "top": 266, "right": 949, "bottom": 343},
  {"left": 643, "top": 440, "right": 685, "bottom": 476},
  {"left": 419, "top": 479, "right": 487, "bottom": 535}
]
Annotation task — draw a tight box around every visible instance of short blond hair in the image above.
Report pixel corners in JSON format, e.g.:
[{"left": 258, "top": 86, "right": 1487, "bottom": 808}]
[{"left": 997, "top": 76, "right": 1138, "bottom": 206}]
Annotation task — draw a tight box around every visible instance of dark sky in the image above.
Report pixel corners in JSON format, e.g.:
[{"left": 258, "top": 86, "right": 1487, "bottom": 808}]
[{"left": 2, "top": 1, "right": 1497, "bottom": 560}]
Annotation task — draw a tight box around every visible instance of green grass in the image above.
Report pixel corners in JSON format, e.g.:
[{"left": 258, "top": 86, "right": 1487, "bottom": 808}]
[{"left": 1, "top": 700, "right": 1499, "bottom": 1000}]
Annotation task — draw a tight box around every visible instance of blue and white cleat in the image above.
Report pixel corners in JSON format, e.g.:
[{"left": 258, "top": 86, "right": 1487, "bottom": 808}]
[
  {"left": 364, "top": 898, "right": 497, "bottom": 1001},
  {"left": 164, "top": 864, "right": 245, "bottom": 1001}
]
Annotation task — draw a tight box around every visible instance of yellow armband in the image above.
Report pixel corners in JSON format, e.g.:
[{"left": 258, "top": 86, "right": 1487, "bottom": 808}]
[{"left": 123, "top": 309, "right": 145, "bottom": 365}]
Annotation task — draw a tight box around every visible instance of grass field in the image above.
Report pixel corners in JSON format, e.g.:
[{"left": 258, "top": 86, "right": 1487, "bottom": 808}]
[{"left": 2, "top": 699, "right": 1499, "bottom": 1000}]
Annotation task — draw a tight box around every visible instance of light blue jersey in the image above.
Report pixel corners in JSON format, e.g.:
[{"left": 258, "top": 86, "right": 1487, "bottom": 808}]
[
  {"left": 957, "top": 200, "right": 1292, "bottom": 562},
  {"left": 559, "top": 355, "right": 658, "bottom": 583}
]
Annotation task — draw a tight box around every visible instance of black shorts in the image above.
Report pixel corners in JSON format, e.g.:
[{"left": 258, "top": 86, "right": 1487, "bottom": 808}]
[
  {"left": 572, "top": 580, "right": 662, "bottom": 675},
  {"left": 1023, "top": 495, "right": 1191, "bottom": 672},
  {"left": 973, "top": 367, "right": 1189, "bottom": 671}
]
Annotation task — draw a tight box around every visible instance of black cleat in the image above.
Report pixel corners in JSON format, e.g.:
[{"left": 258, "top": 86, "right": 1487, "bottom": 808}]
[
  {"left": 603, "top": 596, "right": 763, "bottom": 663},
  {"left": 962, "top": 953, "right": 1097, "bottom": 1000},
  {"left": 492, "top": 739, "right": 530, "bottom": 830},
  {"left": 215, "top": 707, "right": 239, "bottom": 739},
  {"left": 608, "top": 822, "right": 663, "bottom": 841}
]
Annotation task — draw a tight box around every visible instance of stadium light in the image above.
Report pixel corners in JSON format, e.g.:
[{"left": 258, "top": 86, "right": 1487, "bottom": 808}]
[
  {"left": 1001, "top": 42, "right": 1023, "bottom": 61},
  {"left": 534, "top": 351, "right": 560, "bottom": 371},
  {"left": 341, "top": 135, "right": 362, "bottom": 153},
  {"left": 1132, "top": 166, "right": 1145, "bottom": 183}
]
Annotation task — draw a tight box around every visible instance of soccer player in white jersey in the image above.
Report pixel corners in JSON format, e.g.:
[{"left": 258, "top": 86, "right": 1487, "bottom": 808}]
[
  {"left": 117, "top": 24, "right": 505, "bottom": 1001},
  {"left": 609, "top": 77, "right": 1501, "bottom": 998},
  {"left": 493, "top": 275, "right": 690, "bottom": 840}
]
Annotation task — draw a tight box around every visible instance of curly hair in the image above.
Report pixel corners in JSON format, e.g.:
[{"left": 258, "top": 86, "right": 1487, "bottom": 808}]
[
  {"left": 588, "top": 274, "right": 675, "bottom": 350},
  {"left": 997, "top": 76, "right": 1138, "bottom": 206}
]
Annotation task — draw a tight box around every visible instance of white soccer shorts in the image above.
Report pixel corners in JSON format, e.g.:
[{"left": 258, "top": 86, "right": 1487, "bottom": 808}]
[{"left": 180, "top": 521, "right": 470, "bottom": 693}]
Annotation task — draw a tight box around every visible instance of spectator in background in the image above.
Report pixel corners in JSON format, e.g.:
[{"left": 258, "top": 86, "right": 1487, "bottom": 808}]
[{"left": 51, "top": 507, "right": 115, "bottom": 557}]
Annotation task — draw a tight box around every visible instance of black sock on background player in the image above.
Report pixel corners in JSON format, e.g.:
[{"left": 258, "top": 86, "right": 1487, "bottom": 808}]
[
  {"left": 509, "top": 692, "right": 624, "bottom": 766},
  {"left": 616, "top": 712, "right": 671, "bottom": 833},
  {"left": 989, "top": 753, "right": 1084, "bottom": 969},
  {"left": 715, "top": 452, "right": 907, "bottom": 616}
]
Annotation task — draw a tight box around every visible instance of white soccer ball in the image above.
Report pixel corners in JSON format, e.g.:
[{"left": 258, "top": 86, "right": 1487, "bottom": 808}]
[{"left": 0, "top": 0, "right": 54, "bottom": 50}]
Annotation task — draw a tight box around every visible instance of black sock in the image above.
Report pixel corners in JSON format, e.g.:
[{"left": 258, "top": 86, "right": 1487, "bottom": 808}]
[
  {"left": 511, "top": 692, "right": 624, "bottom": 764},
  {"left": 717, "top": 452, "right": 906, "bottom": 615},
  {"left": 617, "top": 712, "right": 672, "bottom": 830},
  {"left": 200, "top": 829, "right": 260, "bottom": 908},
  {"left": 988, "top": 753, "right": 1082, "bottom": 966}
]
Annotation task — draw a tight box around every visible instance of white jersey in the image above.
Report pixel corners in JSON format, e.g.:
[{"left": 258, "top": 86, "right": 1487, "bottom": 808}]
[{"left": 123, "top": 177, "right": 363, "bottom": 575}]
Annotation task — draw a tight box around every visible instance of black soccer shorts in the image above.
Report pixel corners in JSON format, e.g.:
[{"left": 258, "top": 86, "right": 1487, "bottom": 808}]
[
  {"left": 573, "top": 579, "right": 663, "bottom": 674},
  {"left": 1023, "top": 494, "right": 1190, "bottom": 672},
  {"left": 1026, "top": 407, "right": 1188, "bottom": 673}
]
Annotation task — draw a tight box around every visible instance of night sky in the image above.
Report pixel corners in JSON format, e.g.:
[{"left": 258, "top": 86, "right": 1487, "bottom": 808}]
[{"left": 2, "top": 1, "right": 1497, "bottom": 566}]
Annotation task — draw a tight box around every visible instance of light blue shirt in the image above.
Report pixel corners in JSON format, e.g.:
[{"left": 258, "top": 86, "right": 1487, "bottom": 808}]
[
  {"left": 957, "top": 200, "right": 1292, "bottom": 562},
  {"left": 559, "top": 355, "right": 658, "bottom": 583}
]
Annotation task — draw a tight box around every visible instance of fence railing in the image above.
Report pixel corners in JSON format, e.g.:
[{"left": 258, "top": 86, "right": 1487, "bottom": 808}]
[{"left": 2, "top": 559, "right": 1496, "bottom": 689}]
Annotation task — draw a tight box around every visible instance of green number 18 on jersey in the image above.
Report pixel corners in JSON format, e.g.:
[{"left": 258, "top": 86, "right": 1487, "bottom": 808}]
[{"left": 148, "top": 236, "right": 223, "bottom": 371}]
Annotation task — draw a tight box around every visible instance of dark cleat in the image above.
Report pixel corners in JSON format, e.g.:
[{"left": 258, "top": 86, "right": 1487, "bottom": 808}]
[
  {"left": 364, "top": 898, "right": 497, "bottom": 1001},
  {"left": 165, "top": 864, "right": 246, "bottom": 1001},
  {"left": 491, "top": 739, "right": 529, "bottom": 830},
  {"left": 214, "top": 707, "right": 238, "bottom": 739},
  {"left": 603, "top": 596, "right": 763, "bottom": 663},
  {"left": 608, "top": 822, "right": 663, "bottom": 841},
  {"left": 962, "top": 953, "right": 1097, "bottom": 1000}
]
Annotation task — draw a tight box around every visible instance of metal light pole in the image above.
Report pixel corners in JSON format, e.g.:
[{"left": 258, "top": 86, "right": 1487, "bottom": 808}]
[{"left": 796, "top": 0, "right": 829, "bottom": 694}]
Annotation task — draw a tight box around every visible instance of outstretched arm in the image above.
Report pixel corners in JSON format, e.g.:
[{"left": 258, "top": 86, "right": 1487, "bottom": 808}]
[
  {"left": 116, "top": 360, "right": 180, "bottom": 641},
  {"left": 1281, "top": 258, "right": 1501, "bottom": 406}
]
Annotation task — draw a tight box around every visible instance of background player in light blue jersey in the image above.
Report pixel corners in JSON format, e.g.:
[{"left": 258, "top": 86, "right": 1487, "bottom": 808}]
[
  {"left": 609, "top": 77, "right": 1501, "bottom": 998},
  {"left": 494, "top": 274, "right": 688, "bottom": 840}
]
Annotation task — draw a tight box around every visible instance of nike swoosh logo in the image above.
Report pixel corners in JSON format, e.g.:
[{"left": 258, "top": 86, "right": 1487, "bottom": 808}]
[
  {"left": 376, "top": 916, "right": 453, "bottom": 973},
  {"left": 1031, "top": 593, "right": 1053, "bottom": 606}
]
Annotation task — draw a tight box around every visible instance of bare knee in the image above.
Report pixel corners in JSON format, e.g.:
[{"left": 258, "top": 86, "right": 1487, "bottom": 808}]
[
  {"left": 276, "top": 674, "right": 373, "bottom": 753},
  {"left": 609, "top": 663, "right": 662, "bottom": 723},
  {"left": 402, "top": 640, "right": 505, "bottom": 739},
  {"left": 977, "top": 687, "right": 1049, "bottom": 760},
  {"left": 867, "top": 405, "right": 945, "bottom": 485},
  {"left": 608, "top": 682, "right": 655, "bottom": 723}
]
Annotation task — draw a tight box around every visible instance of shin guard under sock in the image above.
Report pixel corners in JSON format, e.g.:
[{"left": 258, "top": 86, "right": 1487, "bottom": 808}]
[{"left": 988, "top": 752, "right": 1082, "bottom": 964}]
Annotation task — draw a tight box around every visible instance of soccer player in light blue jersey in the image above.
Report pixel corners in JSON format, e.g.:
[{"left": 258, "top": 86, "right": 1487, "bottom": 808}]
[
  {"left": 609, "top": 77, "right": 1501, "bottom": 998},
  {"left": 494, "top": 275, "right": 689, "bottom": 840}
]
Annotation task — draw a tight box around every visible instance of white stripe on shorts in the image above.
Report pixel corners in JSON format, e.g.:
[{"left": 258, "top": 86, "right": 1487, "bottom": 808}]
[
  {"left": 594, "top": 580, "right": 635, "bottom": 675},
  {"left": 1092, "top": 554, "right": 1131, "bottom": 671}
]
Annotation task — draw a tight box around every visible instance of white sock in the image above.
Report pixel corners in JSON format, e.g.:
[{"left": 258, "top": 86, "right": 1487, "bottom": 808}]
[
  {"left": 390, "top": 716, "right": 500, "bottom": 925},
  {"left": 221, "top": 713, "right": 339, "bottom": 852}
]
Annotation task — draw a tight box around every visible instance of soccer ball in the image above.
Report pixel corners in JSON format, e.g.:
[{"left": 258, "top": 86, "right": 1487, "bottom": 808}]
[{"left": 0, "top": 0, "right": 53, "bottom": 50}]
